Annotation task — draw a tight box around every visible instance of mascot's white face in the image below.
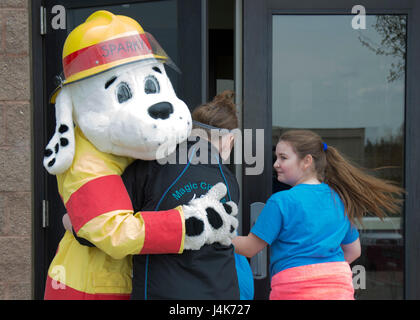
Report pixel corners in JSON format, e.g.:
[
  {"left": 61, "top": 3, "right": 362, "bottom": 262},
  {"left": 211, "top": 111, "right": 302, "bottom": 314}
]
[
  {"left": 72, "top": 61, "right": 191, "bottom": 159},
  {"left": 44, "top": 60, "right": 192, "bottom": 174}
]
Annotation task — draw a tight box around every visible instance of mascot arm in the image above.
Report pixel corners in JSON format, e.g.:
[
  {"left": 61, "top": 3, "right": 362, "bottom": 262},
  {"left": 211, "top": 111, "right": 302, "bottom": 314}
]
[
  {"left": 75, "top": 204, "right": 185, "bottom": 260},
  {"left": 57, "top": 127, "right": 185, "bottom": 260}
]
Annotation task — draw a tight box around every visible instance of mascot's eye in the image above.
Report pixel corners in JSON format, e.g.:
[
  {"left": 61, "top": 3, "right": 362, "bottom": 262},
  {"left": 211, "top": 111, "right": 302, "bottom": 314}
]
[
  {"left": 116, "top": 82, "right": 132, "bottom": 103},
  {"left": 144, "top": 75, "right": 160, "bottom": 94}
]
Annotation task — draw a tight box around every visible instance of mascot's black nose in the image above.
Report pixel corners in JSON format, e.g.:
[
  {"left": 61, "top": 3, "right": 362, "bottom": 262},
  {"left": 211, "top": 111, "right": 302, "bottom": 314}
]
[{"left": 148, "top": 102, "right": 174, "bottom": 120}]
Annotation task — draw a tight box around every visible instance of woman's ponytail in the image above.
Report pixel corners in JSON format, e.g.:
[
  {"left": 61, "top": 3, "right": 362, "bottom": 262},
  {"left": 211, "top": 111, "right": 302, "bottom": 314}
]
[{"left": 192, "top": 90, "right": 238, "bottom": 130}]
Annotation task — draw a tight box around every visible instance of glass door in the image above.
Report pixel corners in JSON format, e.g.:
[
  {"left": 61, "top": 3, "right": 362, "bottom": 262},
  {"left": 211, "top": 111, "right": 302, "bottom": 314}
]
[
  {"left": 243, "top": 0, "right": 420, "bottom": 300},
  {"left": 271, "top": 14, "right": 405, "bottom": 299}
]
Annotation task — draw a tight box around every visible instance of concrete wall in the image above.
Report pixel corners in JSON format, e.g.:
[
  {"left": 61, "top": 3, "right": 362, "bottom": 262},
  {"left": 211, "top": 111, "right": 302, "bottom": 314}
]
[{"left": 0, "top": 0, "right": 31, "bottom": 300}]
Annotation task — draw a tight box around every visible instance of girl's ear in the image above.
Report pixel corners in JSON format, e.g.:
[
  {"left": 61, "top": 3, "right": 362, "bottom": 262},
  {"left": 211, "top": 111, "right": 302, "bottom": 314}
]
[{"left": 303, "top": 154, "right": 314, "bottom": 170}]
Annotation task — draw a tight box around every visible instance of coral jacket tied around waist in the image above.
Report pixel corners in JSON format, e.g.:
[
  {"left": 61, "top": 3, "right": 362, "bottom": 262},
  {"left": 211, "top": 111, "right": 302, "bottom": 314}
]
[{"left": 269, "top": 262, "right": 355, "bottom": 300}]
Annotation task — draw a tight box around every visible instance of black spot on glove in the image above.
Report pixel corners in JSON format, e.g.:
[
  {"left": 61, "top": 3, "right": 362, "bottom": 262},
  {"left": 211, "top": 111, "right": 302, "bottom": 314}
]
[
  {"left": 206, "top": 207, "right": 223, "bottom": 230},
  {"left": 223, "top": 203, "right": 233, "bottom": 215},
  {"left": 185, "top": 216, "right": 205, "bottom": 237}
]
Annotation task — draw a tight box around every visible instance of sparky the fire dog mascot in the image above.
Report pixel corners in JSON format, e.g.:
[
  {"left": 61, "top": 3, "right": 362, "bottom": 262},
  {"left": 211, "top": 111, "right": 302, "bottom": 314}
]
[{"left": 43, "top": 10, "right": 238, "bottom": 299}]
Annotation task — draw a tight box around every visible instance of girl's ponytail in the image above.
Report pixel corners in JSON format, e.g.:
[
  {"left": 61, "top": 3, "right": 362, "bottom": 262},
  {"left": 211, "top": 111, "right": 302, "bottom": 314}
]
[
  {"left": 279, "top": 130, "right": 404, "bottom": 225},
  {"left": 323, "top": 145, "right": 403, "bottom": 225}
]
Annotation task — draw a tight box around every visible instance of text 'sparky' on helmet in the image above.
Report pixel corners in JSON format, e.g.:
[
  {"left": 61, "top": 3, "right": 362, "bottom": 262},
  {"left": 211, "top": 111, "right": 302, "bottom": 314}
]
[{"left": 50, "top": 10, "right": 178, "bottom": 103}]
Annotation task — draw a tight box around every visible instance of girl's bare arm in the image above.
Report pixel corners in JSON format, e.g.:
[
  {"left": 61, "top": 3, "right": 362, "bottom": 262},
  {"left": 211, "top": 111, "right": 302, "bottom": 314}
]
[
  {"left": 341, "top": 238, "right": 361, "bottom": 264},
  {"left": 232, "top": 233, "right": 268, "bottom": 258}
]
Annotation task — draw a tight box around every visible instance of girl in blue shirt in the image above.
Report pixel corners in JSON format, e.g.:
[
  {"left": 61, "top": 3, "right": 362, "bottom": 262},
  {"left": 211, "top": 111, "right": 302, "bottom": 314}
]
[{"left": 233, "top": 130, "right": 403, "bottom": 300}]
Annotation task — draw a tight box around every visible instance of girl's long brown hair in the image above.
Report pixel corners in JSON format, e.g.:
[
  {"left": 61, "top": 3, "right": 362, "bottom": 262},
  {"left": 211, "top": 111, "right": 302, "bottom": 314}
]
[{"left": 279, "top": 130, "right": 404, "bottom": 225}]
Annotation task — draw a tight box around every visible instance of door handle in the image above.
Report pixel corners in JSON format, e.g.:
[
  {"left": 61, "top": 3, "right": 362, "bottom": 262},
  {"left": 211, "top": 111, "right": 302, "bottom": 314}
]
[{"left": 250, "top": 202, "right": 267, "bottom": 279}]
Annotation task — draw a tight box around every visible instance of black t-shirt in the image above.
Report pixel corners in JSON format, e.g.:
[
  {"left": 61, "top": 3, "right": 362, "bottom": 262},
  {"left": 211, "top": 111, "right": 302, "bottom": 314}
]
[{"left": 122, "top": 138, "right": 240, "bottom": 300}]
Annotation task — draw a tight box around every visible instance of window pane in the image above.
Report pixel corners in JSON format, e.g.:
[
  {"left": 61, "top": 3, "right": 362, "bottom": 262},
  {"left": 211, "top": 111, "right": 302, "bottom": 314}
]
[{"left": 272, "top": 15, "right": 406, "bottom": 299}]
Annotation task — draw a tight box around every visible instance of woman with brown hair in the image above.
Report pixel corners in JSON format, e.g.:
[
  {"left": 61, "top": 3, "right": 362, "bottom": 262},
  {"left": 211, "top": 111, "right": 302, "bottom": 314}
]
[
  {"left": 233, "top": 129, "right": 403, "bottom": 300},
  {"left": 191, "top": 91, "right": 254, "bottom": 300},
  {"left": 121, "top": 90, "right": 251, "bottom": 299}
]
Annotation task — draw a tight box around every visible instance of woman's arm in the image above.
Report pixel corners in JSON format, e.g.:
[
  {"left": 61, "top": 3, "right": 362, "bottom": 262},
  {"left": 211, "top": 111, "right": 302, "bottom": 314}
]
[
  {"left": 232, "top": 233, "right": 268, "bottom": 258},
  {"left": 341, "top": 237, "right": 361, "bottom": 264}
]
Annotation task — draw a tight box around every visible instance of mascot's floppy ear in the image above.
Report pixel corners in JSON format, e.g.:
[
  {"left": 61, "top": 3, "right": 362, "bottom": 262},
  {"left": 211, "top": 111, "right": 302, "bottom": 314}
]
[{"left": 43, "top": 87, "right": 75, "bottom": 175}]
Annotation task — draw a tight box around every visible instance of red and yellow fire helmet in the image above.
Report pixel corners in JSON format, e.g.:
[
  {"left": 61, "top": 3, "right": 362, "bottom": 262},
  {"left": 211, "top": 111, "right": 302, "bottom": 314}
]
[{"left": 51, "top": 10, "right": 176, "bottom": 103}]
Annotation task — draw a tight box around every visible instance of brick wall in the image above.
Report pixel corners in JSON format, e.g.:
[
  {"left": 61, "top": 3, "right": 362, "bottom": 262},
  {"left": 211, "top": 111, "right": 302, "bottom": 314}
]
[{"left": 0, "top": 0, "right": 31, "bottom": 299}]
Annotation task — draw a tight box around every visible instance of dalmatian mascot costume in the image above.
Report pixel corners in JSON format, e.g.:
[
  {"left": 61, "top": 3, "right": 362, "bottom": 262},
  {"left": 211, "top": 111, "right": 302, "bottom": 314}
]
[{"left": 43, "top": 10, "right": 238, "bottom": 299}]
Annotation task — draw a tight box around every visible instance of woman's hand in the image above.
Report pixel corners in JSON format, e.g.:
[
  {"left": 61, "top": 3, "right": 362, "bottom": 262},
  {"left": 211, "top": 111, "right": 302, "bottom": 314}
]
[{"left": 62, "top": 213, "right": 73, "bottom": 231}]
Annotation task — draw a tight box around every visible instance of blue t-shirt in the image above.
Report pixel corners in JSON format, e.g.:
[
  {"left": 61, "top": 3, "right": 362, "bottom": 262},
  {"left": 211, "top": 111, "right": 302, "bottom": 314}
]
[{"left": 251, "top": 183, "right": 359, "bottom": 277}]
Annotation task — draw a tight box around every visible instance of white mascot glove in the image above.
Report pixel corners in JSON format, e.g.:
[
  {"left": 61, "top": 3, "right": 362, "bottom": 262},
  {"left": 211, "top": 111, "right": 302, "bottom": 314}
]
[{"left": 182, "top": 183, "right": 239, "bottom": 250}]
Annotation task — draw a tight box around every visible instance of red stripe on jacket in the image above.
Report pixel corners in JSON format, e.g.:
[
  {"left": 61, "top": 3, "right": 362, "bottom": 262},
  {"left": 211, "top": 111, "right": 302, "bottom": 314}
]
[
  {"left": 140, "top": 209, "right": 183, "bottom": 254},
  {"left": 66, "top": 175, "right": 133, "bottom": 233}
]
